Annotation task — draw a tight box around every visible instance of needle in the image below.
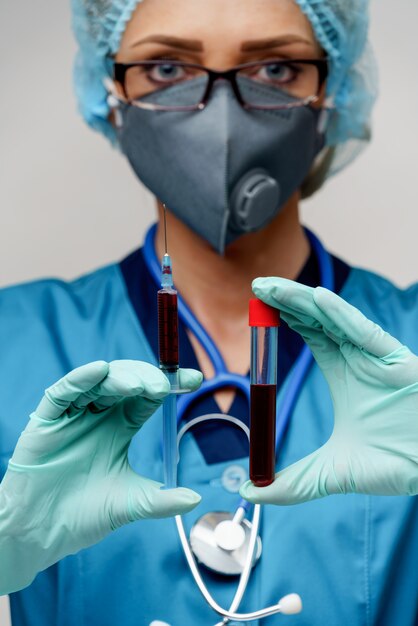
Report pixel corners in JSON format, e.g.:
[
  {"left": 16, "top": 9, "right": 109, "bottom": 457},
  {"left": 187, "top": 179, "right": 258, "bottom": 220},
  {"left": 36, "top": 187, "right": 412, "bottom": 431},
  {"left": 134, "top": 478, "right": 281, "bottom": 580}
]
[{"left": 163, "top": 203, "right": 168, "bottom": 255}]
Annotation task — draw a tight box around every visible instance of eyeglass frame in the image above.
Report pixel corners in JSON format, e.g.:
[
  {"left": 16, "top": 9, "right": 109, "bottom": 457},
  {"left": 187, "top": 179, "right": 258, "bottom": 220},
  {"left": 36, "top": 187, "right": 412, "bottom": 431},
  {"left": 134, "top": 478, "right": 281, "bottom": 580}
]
[{"left": 112, "top": 58, "right": 329, "bottom": 112}]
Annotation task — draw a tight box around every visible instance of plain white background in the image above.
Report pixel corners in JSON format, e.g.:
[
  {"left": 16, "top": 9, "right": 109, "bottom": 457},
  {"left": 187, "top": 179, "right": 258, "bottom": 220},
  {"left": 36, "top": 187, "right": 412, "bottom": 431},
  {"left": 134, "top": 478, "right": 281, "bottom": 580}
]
[{"left": 0, "top": 1, "right": 417, "bottom": 623}]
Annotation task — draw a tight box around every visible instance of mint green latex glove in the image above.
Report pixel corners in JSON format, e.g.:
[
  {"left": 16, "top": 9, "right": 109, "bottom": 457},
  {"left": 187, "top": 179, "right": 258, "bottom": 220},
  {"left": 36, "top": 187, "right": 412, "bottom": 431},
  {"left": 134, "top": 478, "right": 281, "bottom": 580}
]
[
  {"left": 0, "top": 360, "right": 202, "bottom": 595},
  {"left": 240, "top": 278, "right": 418, "bottom": 505}
]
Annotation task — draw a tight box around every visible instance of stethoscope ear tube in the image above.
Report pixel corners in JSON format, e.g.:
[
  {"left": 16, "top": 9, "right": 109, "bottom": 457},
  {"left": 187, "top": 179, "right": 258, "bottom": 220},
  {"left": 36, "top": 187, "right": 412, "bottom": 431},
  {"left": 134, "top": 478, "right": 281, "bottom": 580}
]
[
  {"left": 175, "top": 413, "right": 300, "bottom": 622},
  {"left": 175, "top": 505, "right": 260, "bottom": 621},
  {"left": 143, "top": 224, "right": 334, "bottom": 621},
  {"left": 176, "top": 505, "right": 297, "bottom": 622}
]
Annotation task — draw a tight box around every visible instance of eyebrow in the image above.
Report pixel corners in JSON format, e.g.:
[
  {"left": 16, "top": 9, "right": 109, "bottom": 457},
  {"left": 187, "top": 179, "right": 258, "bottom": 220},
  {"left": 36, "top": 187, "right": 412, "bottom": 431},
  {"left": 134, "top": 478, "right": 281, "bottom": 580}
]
[
  {"left": 241, "top": 35, "right": 314, "bottom": 51},
  {"left": 130, "top": 33, "right": 314, "bottom": 52},
  {"left": 130, "top": 35, "right": 203, "bottom": 51}
]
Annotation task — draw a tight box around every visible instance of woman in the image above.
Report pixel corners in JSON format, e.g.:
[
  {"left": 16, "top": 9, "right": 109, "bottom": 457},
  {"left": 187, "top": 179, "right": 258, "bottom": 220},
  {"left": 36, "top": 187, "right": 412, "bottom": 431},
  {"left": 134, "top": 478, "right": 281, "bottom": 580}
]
[{"left": 0, "top": 0, "right": 417, "bottom": 624}]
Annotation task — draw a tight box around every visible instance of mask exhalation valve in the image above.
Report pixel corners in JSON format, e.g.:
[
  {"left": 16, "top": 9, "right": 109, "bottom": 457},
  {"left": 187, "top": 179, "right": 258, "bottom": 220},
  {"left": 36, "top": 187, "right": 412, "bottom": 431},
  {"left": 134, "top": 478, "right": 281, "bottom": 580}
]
[{"left": 230, "top": 169, "right": 280, "bottom": 233}]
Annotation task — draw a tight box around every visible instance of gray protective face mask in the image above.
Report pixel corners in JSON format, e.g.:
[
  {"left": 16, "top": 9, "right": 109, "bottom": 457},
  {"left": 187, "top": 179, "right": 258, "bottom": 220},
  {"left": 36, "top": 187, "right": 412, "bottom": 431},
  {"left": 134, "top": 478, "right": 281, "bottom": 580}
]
[{"left": 116, "top": 77, "right": 324, "bottom": 253}]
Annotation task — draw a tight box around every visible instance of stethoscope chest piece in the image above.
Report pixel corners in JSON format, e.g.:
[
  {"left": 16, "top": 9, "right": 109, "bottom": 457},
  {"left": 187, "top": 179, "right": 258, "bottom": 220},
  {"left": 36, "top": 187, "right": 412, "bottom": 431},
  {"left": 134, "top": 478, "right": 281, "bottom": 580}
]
[{"left": 190, "top": 511, "right": 262, "bottom": 576}]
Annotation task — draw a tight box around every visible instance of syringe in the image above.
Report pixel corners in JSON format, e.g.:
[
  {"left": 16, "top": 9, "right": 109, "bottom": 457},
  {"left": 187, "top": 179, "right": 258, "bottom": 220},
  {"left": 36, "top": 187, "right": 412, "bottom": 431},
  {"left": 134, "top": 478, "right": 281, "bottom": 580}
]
[{"left": 157, "top": 206, "right": 180, "bottom": 489}]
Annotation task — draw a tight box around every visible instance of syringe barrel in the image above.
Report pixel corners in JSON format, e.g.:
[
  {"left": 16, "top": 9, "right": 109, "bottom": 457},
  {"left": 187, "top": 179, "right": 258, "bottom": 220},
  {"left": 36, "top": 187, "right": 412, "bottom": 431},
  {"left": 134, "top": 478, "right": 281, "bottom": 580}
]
[
  {"left": 158, "top": 288, "right": 179, "bottom": 370},
  {"left": 249, "top": 299, "right": 280, "bottom": 488},
  {"left": 162, "top": 369, "right": 179, "bottom": 489}
]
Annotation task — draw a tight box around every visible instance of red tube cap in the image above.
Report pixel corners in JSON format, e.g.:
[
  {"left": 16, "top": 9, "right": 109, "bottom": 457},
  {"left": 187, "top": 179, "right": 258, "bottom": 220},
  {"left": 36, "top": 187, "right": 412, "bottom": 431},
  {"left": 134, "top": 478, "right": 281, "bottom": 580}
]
[{"left": 249, "top": 298, "right": 280, "bottom": 327}]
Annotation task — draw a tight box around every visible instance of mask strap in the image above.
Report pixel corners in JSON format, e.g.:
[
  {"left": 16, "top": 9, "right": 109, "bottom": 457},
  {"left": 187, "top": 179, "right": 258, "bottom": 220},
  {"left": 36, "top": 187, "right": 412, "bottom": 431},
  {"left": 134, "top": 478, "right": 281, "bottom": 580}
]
[
  {"left": 103, "top": 77, "right": 124, "bottom": 128},
  {"left": 317, "top": 96, "right": 335, "bottom": 135}
]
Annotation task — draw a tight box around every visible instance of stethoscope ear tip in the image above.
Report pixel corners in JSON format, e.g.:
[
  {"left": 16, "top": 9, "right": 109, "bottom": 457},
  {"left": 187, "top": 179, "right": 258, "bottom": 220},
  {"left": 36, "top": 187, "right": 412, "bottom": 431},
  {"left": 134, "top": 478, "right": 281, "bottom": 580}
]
[{"left": 278, "top": 593, "right": 303, "bottom": 615}]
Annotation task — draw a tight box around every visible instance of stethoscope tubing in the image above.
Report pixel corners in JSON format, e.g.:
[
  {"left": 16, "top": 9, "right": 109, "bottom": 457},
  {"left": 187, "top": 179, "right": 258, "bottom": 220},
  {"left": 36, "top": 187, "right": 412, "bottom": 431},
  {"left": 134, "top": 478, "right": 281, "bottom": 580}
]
[
  {"left": 143, "top": 223, "right": 334, "bottom": 622},
  {"left": 174, "top": 504, "right": 284, "bottom": 623}
]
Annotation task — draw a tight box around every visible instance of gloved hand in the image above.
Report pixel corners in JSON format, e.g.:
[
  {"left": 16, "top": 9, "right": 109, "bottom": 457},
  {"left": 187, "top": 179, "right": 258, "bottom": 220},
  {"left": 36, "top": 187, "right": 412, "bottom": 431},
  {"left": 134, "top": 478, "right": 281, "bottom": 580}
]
[
  {"left": 240, "top": 278, "right": 418, "bottom": 505},
  {"left": 0, "top": 360, "right": 202, "bottom": 595}
]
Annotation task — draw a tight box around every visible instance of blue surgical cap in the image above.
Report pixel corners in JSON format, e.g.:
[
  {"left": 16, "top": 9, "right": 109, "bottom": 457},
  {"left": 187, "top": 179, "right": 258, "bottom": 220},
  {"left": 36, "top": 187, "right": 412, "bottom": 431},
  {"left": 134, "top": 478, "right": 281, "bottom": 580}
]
[{"left": 71, "top": 0, "right": 377, "bottom": 174}]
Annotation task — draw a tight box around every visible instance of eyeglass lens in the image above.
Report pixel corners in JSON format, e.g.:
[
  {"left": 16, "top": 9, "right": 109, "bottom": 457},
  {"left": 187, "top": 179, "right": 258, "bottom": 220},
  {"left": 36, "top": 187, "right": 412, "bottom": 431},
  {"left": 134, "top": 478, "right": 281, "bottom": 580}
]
[{"left": 122, "top": 60, "right": 322, "bottom": 109}]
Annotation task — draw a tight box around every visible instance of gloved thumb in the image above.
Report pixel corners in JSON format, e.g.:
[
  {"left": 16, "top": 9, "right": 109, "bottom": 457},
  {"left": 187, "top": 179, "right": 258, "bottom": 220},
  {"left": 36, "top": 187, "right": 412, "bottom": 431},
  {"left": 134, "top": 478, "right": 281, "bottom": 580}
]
[
  {"left": 239, "top": 448, "right": 335, "bottom": 506},
  {"left": 132, "top": 481, "right": 202, "bottom": 519},
  {"left": 109, "top": 473, "right": 201, "bottom": 529}
]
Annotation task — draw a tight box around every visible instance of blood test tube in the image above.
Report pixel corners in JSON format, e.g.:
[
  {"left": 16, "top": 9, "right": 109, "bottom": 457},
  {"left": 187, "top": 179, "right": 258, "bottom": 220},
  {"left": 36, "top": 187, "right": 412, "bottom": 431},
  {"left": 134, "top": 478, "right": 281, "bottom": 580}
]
[{"left": 249, "top": 298, "right": 280, "bottom": 487}]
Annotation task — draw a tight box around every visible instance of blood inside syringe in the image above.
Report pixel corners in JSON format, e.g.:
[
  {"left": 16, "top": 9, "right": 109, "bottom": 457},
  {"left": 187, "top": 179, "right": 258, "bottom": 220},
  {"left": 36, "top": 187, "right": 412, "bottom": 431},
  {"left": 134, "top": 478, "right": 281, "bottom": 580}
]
[{"left": 157, "top": 289, "right": 179, "bottom": 370}]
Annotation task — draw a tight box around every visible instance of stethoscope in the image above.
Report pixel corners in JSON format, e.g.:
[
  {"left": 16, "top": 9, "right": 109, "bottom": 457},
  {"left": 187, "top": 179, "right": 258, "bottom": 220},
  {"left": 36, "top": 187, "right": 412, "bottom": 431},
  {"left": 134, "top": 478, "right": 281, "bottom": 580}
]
[{"left": 144, "top": 224, "right": 335, "bottom": 624}]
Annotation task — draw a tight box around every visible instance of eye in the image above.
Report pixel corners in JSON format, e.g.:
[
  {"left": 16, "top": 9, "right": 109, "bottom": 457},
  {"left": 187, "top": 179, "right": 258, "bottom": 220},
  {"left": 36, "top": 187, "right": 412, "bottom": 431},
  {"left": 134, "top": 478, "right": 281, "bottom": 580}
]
[
  {"left": 256, "top": 62, "right": 297, "bottom": 85},
  {"left": 147, "top": 62, "right": 187, "bottom": 85}
]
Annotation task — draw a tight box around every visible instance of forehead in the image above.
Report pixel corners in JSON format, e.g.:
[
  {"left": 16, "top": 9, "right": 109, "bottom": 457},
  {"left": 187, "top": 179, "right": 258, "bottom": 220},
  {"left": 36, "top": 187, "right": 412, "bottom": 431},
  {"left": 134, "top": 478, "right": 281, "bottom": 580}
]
[{"left": 122, "top": 0, "right": 317, "bottom": 44}]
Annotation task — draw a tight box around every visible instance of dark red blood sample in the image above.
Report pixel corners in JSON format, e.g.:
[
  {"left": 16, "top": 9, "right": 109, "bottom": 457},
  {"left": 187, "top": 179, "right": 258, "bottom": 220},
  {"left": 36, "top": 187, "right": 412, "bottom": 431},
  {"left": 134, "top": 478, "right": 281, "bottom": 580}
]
[
  {"left": 250, "top": 384, "right": 277, "bottom": 487},
  {"left": 157, "top": 289, "right": 179, "bottom": 369}
]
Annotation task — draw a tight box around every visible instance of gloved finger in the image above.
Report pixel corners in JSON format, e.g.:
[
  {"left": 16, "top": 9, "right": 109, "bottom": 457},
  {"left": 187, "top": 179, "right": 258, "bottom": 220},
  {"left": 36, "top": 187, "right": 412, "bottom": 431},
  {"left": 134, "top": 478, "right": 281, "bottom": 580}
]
[
  {"left": 99, "top": 359, "right": 170, "bottom": 402},
  {"left": 254, "top": 277, "right": 404, "bottom": 359},
  {"left": 75, "top": 360, "right": 170, "bottom": 412},
  {"left": 69, "top": 368, "right": 146, "bottom": 413},
  {"left": 340, "top": 342, "right": 418, "bottom": 389},
  {"left": 177, "top": 368, "right": 203, "bottom": 392},
  {"left": 313, "top": 287, "right": 402, "bottom": 357},
  {"left": 252, "top": 277, "right": 330, "bottom": 333},
  {"left": 131, "top": 481, "right": 201, "bottom": 520},
  {"left": 103, "top": 366, "right": 203, "bottom": 425},
  {"left": 239, "top": 445, "right": 349, "bottom": 505},
  {"left": 282, "top": 311, "right": 340, "bottom": 369},
  {"left": 120, "top": 369, "right": 203, "bottom": 429},
  {"left": 73, "top": 376, "right": 160, "bottom": 413},
  {"left": 121, "top": 396, "right": 163, "bottom": 429},
  {"left": 35, "top": 361, "right": 109, "bottom": 420},
  {"left": 109, "top": 472, "right": 201, "bottom": 527}
]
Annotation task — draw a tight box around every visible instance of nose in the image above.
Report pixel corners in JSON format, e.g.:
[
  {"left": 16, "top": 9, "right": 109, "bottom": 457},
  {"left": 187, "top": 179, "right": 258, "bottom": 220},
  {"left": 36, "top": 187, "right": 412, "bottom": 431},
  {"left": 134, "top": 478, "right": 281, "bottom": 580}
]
[{"left": 199, "top": 72, "right": 245, "bottom": 111}]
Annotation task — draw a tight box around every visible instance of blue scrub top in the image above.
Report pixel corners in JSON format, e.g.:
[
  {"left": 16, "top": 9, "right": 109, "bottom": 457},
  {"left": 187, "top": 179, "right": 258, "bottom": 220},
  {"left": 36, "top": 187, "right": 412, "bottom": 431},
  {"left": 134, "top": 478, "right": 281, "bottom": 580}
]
[{"left": 0, "top": 239, "right": 417, "bottom": 626}]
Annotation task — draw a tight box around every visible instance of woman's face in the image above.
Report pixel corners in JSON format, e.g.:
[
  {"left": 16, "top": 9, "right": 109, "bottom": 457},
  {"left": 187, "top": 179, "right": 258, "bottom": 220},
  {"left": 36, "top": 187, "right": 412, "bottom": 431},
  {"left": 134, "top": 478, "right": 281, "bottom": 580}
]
[
  {"left": 116, "top": 0, "right": 322, "bottom": 70},
  {"left": 113, "top": 0, "right": 325, "bottom": 254}
]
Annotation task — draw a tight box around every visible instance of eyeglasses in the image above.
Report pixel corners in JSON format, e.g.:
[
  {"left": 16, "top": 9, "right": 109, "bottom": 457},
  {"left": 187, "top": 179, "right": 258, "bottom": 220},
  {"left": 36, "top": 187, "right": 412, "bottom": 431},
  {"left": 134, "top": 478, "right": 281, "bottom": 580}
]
[{"left": 113, "top": 58, "right": 328, "bottom": 111}]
